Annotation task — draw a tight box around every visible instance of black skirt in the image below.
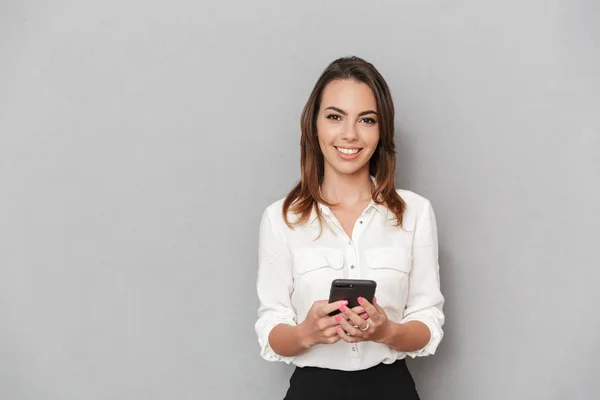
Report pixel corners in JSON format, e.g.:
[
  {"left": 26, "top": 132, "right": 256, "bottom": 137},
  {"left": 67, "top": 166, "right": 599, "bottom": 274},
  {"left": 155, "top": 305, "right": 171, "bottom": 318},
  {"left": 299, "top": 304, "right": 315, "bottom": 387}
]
[{"left": 283, "top": 359, "right": 420, "bottom": 400}]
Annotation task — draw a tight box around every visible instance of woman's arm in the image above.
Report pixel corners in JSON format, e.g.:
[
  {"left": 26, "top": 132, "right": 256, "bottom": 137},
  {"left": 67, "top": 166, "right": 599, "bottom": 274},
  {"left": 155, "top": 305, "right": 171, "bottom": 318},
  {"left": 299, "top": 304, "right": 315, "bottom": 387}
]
[
  {"left": 268, "top": 324, "right": 310, "bottom": 357},
  {"left": 269, "top": 299, "right": 351, "bottom": 356},
  {"left": 379, "top": 320, "right": 432, "bottom": 352},
  {"left": 384, "top": 199, "right": 445, "bottom": 356},
  {"left": 255, "top": 208, "right": 298, "bottom": 363}
]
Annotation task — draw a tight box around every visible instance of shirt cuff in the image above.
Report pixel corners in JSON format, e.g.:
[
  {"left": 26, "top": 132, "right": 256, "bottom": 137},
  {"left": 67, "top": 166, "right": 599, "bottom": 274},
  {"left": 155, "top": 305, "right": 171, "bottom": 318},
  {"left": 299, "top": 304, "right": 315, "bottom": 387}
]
[
  {"left": 400, "top": 308, "right": 444, "bottom": 358},
  {"left": 257, "top": 319, "right": 297, "bottom": 364}
]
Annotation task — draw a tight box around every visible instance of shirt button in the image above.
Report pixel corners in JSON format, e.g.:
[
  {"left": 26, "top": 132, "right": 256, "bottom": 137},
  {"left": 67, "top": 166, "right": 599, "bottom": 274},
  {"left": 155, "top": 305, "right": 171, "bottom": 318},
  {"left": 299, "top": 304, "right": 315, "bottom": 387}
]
[
  {"left": 352, "top": 347, "right": 356, "bottom": 351},
  {"left": 359, "top": 221, "right": 363, "bottom": 224},
  {"left": 350, "top": 265, "right": 355, "bottom": 269},
  {"left": 348, "top": 240, "right": 352, "bottom": 245}
]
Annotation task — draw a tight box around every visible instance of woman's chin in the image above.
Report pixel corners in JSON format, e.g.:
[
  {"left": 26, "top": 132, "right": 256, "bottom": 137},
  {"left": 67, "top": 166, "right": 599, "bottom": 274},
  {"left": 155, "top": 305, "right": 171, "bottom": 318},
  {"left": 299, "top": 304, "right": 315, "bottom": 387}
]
[{"left": 327, "top": 163, "right": 370, "bottom": 177}]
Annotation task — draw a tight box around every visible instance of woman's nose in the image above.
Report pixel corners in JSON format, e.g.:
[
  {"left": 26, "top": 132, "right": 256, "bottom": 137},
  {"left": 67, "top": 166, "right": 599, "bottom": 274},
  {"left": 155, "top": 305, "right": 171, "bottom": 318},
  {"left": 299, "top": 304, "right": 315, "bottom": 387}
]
[{"left": 341, "top": 123, "right": 359, "bottom": 141}]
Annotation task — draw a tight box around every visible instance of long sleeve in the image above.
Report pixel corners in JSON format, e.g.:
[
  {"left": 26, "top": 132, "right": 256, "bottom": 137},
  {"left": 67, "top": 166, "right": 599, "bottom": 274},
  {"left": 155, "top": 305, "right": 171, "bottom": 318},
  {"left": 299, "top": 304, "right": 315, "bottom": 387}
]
[
  {"left": 254, "top": 208, "right": 297, "bottom": 364},
  {"left": 401, "top": 199, "right": 446, "bottom": 358}
]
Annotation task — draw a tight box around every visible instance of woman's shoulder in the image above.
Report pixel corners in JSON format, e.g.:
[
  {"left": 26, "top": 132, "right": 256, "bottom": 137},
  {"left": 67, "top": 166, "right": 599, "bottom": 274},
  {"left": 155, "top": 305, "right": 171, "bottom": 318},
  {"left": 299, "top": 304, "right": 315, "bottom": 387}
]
[
  {"left": 395, "top": 188, "right": 430, "bottom": 205},
  {"left": 260, "top": 197, "right": 308, "bottom": 235},
  {"left": 261, "top": 197, "right": 298, "bottom": 225},
  {"left": 262, "top": 197, "right": 286, "bottom": 218},
  {"left": 395, "top": 188, "right": 434, "bottom": 215}
]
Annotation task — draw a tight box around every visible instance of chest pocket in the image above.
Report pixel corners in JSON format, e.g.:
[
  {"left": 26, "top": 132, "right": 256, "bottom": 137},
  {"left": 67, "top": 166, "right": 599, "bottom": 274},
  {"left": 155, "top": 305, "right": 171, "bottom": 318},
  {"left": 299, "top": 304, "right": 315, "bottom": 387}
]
[
  {"left": 292, "top": 248, "right": 344, "bottom": 300},
  {"left": 365, "top": 247, "right": 412, "bottom": 274},
  {"left": 293, "top": 248, "right": 344, "bottom": 275},
  {"left": 364, "top": 248, "right": 412, "bottom": 309}
]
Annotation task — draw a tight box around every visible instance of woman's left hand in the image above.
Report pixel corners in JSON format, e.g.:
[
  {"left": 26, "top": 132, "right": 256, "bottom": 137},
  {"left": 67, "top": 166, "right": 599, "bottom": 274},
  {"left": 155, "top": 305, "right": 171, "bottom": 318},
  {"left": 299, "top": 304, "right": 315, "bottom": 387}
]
[{"left": 334, "top": 296, "right": 392, "bottom": 343}]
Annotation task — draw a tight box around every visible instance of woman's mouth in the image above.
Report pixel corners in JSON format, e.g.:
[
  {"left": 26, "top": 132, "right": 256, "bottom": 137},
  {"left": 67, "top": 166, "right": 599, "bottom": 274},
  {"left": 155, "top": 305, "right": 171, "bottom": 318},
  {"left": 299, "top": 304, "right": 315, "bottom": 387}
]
[{"left": 335, "top": 146, "right": 363, "bottom": 159}]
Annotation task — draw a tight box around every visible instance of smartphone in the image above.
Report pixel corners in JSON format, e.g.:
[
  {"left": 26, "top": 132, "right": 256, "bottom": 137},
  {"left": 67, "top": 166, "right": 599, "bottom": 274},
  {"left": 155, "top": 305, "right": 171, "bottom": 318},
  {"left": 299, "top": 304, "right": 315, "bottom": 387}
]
[{"left": 328, "top": 279, "right": 377, "bottom": 316}]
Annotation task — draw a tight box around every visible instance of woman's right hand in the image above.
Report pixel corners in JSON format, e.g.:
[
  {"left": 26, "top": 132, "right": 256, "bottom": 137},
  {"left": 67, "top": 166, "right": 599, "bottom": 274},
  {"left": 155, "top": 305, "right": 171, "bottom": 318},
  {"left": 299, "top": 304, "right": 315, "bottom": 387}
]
[{"left": 296, "top": 300, "right": 367, "bottom": 349}]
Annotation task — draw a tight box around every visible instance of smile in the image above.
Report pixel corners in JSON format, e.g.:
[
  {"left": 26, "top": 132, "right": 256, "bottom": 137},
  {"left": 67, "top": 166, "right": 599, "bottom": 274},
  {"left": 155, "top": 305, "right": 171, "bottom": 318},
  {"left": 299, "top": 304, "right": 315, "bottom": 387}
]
[{"left": 335, "top": 147, "right": 362, "bottom": 155}]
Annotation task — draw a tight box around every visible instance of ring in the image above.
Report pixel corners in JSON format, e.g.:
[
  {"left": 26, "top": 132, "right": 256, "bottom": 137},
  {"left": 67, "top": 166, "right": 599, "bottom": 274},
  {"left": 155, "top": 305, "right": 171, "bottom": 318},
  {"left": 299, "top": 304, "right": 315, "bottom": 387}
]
[{"left": 360, "top": 322, "right": 370, "bottom": 331}]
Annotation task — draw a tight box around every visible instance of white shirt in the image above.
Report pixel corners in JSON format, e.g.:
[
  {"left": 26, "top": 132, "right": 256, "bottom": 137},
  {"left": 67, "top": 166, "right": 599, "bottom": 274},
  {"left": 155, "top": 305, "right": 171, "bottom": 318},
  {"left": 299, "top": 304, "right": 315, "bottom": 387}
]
[{"left": 254, "top": 189, "right": 445, "bottom": 371}]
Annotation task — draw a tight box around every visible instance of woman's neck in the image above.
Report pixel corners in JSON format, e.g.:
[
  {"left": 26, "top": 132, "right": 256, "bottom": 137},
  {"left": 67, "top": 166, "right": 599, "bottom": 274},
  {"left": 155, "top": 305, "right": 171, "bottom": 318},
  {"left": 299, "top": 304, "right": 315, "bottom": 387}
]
[{"left": 320, "top": 167, "right": 373, "bottom": 206}]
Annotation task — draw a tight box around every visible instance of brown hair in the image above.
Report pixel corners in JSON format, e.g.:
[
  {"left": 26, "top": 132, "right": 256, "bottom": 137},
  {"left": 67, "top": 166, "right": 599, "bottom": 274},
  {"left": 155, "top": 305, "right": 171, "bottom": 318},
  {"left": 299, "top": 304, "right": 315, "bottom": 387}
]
[{"left": 282, "top": 56, "right": 406, "bottom": 229}]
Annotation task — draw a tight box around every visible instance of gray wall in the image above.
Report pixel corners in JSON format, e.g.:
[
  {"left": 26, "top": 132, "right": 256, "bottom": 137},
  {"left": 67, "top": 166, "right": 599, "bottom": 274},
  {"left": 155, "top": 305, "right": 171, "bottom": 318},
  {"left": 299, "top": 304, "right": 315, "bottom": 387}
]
[{"left": 1, "top": 1, "right": 599, "bottom": 399}]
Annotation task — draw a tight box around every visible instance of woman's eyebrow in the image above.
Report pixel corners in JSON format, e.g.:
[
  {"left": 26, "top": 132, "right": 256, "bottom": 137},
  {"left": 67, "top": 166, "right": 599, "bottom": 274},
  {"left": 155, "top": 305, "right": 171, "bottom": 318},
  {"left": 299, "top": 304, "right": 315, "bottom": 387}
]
[
  {"left": 324, "top": 106, "right": 378, "bottom": 117},
  {"left": 358, "top": 110, "right": 378, "bottom": 117},
  {"left": 324, "top": 106, "right": 347, "bottom": 115}
]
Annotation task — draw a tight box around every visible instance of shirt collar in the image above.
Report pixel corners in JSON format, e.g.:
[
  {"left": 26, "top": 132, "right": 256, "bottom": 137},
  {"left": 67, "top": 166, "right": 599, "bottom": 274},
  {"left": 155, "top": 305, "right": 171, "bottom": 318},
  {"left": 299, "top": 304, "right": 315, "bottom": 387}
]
[{"left": 370, "top": 201, "right": 389, "bottom": 216}]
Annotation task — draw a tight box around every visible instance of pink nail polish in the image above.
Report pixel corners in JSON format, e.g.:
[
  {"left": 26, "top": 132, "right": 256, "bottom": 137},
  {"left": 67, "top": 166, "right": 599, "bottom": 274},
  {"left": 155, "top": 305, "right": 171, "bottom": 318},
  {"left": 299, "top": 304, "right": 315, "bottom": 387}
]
[
  {"left": 335, "top": 327, "right": 341, "bottom": 332},
  {"left": 357, "top": 297, "right": 365, "bottom": 304},
  {"left": 363, "top": 313, "right": 369, "bottom": 318},
  {"left": 358, "top": 307, "right": 365, "bottom": 313},
  {"left": 335, "top": 315, "right": 341, "bottom": 322},
  {"left": 342, "top": 300, "right": 348, "bottom": 305},
  {"left": 340, "top": 305, "right": 347, "bottom": 312}
]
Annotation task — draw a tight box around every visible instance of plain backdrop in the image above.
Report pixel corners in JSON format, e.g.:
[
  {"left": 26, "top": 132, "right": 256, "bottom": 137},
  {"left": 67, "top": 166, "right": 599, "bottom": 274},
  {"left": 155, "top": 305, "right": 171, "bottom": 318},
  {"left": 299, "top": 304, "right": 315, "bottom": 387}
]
[{"left": 1, "top": 1, "right": 599, "bottom": 399}]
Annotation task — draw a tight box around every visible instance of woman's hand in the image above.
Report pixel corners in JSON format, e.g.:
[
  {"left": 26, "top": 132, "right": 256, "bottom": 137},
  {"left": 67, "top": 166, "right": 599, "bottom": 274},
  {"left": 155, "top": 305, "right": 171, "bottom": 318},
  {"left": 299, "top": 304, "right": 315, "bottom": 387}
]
[
  {"left": 295, "top": 299, "right": 372, "bottom": 349},
  {"left": 334, "top": 296, "right": 392, "bottom": 343},
  {"left": 296, "top": 300, "right": 349, "bottom": 349}
]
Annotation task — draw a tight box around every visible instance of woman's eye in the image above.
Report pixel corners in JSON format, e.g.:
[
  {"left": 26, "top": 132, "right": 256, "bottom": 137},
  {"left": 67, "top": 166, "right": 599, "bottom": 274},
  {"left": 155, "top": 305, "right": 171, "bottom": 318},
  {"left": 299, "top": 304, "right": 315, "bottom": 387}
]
[
  {"left": 326, "top": 114, "right": 341, "bottom": 121},
  {"left": 361, "top": 117, "right": 376, "bottom": 125}
]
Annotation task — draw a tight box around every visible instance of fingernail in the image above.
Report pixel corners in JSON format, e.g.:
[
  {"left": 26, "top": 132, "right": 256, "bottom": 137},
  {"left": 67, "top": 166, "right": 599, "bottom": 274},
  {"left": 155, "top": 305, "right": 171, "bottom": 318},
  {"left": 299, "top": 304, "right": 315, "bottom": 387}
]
[
  {"left": 358, "top": 307, "right": 365, "bottom": 313},
  {"left": 335, "top": 315, "right": 341, "bottom": 321},
  {"left": 335, "top": 327, "right": 341, "bottom": 333},
  {"left": 363, "top": 313, "right": 369, "bottom": 318},
  {"left": 341, "top": 300, "right": 348, "bottom": 305},
  {"left": 373, "top": 296, "right": 377, "bottom": 303},
  {"left": 340, "top": 305, "right": 347, "bottom": 312},
  {"left": 357, "top": 297, "right": 365, "bottom": 304}
]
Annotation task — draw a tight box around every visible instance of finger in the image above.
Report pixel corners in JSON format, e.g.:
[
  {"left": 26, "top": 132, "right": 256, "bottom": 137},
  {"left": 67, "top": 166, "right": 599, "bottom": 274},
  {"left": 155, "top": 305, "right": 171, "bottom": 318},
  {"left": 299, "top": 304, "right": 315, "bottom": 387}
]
[
  {"left": 340, "top": 303, "right": 365, "bottom": 327},
  {"left": 337, "top": 315, "right": 363, "bottom": 337},
  {"left": 373, "top": 302, "right": 386, "bottom": 315},
  {"left": 357, "top": 297, "right": 379, "bottom": 321},
  {"left": 335, "top": 311, "right": 348, "bottom": 320},
  {"left": 335, "top": 326, "right": 357, "bottom": 343},
  {"left": 350, "top": 305, "right": 366, "bottom": 314},
  {"left": 371, "top": 302, "right": 387, "bottom": 323},
  {"left": 319, "top": 300, "right": 349, "bottom": 317},
  {"left": 323, "top": 326, "right": 341, "bottom": 344},
  {"left": 324, "top": 326, "right": 339, "bottom": 338},
  {"left": 318, "top": 315, "right": 342, "bottom": 330},
  {"left": 336, "top": 314, "right": 361, "bottom": 334},
  {"left": 351, "top": 305, "right": 370, "bottom": 320}
]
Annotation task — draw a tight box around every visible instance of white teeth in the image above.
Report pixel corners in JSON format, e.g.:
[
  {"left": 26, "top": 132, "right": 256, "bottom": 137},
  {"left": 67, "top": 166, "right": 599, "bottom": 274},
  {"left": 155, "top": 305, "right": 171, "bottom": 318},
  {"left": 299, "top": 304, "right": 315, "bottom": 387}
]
[{"left": 336, "top": 147, "right": 360, "bottom": 155}]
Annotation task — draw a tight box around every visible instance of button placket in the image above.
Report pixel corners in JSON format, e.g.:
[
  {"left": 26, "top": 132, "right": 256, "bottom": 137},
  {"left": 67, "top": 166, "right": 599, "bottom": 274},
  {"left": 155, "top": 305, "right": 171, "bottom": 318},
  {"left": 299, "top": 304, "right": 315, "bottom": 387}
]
[
  {"left": 347, "top": 206, "right": 374, "bottom": 278},
  {"left": 346, "top": 241, "right": 357, "bottom": 278},
  {"left": 350, "top": 343, "right": 360, "bottom": 358},
  {"left": 348, "top": 224, "right": 362, "bottom": 358}
]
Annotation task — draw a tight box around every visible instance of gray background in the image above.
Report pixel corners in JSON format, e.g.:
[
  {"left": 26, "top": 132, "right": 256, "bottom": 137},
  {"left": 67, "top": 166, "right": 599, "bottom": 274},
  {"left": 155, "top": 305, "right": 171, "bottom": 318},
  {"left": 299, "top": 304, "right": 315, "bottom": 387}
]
[{"left": 1, "top": 1, "right": 599, "bottom": 399}]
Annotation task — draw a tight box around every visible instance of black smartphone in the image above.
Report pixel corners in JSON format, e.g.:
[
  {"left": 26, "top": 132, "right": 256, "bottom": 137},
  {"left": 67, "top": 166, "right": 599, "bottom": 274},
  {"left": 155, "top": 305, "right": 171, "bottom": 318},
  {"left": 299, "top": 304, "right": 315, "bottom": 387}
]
[{"left": 328, "top": 279, "right": 377, "bottom": 316}]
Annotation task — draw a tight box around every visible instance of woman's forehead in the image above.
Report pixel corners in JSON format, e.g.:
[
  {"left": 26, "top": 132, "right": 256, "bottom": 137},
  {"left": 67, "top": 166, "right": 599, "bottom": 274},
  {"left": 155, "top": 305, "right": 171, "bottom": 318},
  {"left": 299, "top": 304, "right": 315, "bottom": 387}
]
[{"left": 320, "top": 79, "right": 377, "bottom": 112}]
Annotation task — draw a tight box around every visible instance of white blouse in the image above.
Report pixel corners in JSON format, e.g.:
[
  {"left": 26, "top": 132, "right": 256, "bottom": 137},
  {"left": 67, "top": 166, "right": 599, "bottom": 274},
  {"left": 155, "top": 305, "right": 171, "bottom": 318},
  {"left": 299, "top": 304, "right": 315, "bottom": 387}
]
[{"left": 254, "top": 189, "right": 445, "bottom": 371}]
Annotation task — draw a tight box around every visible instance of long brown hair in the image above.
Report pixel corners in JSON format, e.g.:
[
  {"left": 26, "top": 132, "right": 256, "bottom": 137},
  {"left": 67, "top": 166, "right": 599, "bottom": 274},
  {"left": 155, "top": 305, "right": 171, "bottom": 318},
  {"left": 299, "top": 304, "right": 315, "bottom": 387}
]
[{"left": 282, "top": 56, "right": 406, "bottom": 229}]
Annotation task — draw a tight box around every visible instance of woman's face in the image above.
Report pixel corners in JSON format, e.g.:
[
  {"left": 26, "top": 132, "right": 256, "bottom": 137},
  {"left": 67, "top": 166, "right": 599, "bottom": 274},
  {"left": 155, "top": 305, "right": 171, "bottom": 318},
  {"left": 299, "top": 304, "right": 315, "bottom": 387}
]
[{"left": 316, "top": 79, "right": 380, "bottom": 178}]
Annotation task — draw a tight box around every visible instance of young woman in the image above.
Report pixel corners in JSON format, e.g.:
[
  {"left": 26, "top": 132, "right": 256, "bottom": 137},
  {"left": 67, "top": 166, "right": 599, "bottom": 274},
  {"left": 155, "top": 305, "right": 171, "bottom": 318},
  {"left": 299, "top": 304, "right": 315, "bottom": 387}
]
[{"left": 255, "top": 56, "right": 445, "bottom": 400}]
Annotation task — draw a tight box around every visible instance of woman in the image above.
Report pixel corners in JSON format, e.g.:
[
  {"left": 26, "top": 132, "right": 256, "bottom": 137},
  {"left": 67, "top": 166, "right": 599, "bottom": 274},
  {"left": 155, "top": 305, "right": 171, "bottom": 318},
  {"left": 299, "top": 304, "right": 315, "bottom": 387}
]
[{"left": 255, "top": 56, "right": 445, "bottom": 400}]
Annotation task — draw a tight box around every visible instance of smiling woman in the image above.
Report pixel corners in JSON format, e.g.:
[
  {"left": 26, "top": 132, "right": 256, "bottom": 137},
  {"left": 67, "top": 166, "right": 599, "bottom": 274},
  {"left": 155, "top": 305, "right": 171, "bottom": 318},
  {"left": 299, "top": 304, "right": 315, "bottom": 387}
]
[
  {"left": 318, "top": 80, "right": 380, "bottom": 169},
  {"left": 281, "top": 57, "right": 406, "bottom": 233},
  {"left": 255, "top": 57, "right": 445, "bottom": 400}
]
